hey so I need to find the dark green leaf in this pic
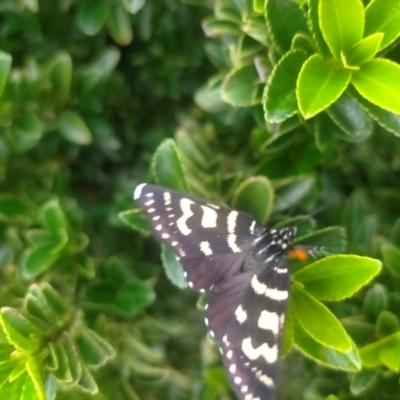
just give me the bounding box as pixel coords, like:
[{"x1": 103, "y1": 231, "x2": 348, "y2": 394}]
[
  {"x1": 232, "y1": 176, "x2": 274, "y2": 224},
  {"x1": 350, "y1": 369, "x2": 379, "y2": 397},
  {"x1": 376, "y1": 310, "x2": 399, "y2": 338},
  {"x1": 381, "y1": 243, "x2": 400, "y2": 278},
  {"x1": 58, "y1": 111, "x2": 92, "y2": 145},
  {"x1": 294, "y1": 226, "x2": 346, "y2": 254},
  {"x1": 363, "y1": 283, "x2": 388, "y2": 321},
  {"x1": 77, "y1": 0, "x2": 109, "y2": 36},
  {"x1": 264, "y1": 50, "x2": 308, "y2": 123},
  {"x1": 308, "y1": 0, "x2": 331, "y2": 57},
  {"x1": 161, "y1": 245, "x2": 188, "y2": 289},
  {"x1": 106, "y1": 4, "x2": 133, "y2": 46},
  {"x1": 0, "y1": 51, "x2": 12, "y2": 97},
  {"x1": 118, "y1": 209, "x2": 151, "y2": 236}
]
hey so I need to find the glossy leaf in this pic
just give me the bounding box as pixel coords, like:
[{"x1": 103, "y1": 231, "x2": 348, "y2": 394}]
[
  {"x1": 161, "y1": 245, "x2": 188, "y2": 289},
  {"x1": 327, "y1": 92, "x2": 373, "y2": 141},
  {"x1": 232, "y1": 176, "x2": 274, "y2": 224},
  {"x1": 122, "y1": 0, "x2": 145, "y2": 14},
  {"x1": 291, "y1": 285, "x2": 353, "y2": 351},
  {"x1": 293, "y1": 314, "x2": 361, "y2": 371},
  {"x1": 297, "y1": 54, "x2": 351, "y2": 119},
  {"x1": 365, "y1": 0, "x2": 400, "y2": 50},
  {"x1": 265, "y1": 0, "x2": 308, "y2": 53},
  {"x1": 294, "y1": 226, "x2": 346, "y2": 254},
  {"x1": 352, "y1": 59, "x2": 400, "y2": 114},
  {"x1": 42, "y1": 200, "x2": 66, "y2": 234},
  {"x1": 319, "y1": 0, "x2": 364, "y2": 59},
  {"x1": 26, "y1": 357, "x2": 46, "y2": 400},
  {"x1": 221, "y1": 64, "x2": 261, "y2": 107},
  {"x1": 264, "y1": 50, "x2": 308, "y2": 123},
  {"x1": 344, "y1": 33, "x2": 383, "y2": 67},
  {"x1": 152, "y1": 139, "x2": 188, "y2": 192},
  {"x1": 293, "y1": 255, "x2": 381, "y2": 301},
  {"x1": 349, "y1": 88, "x2": 400, "y2": 137},
  {"x1": 58, "y1": 111, "x2": 92, "y2": 145}
]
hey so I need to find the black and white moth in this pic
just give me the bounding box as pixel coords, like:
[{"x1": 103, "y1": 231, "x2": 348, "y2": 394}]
[{"x1": 134, "y1": 183, "x2": 304, "y2": 400}]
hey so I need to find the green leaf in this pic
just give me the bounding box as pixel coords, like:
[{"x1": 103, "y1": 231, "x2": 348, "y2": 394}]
[
  {"x1": 221, "y1": 64, "x2": 261, "y2": 107},
  {"x1": 195, "y1": 74, "x2": 230, "y2": 113},
  {"x1": 352, "y1": 59, "x2": 400, "y2": 114},
  {"x1": 26, "y1": 357, "x2": 45, "y2": 400},
  {"x1": 116, "y1": 282, "x2": 155, "y2": 316},
  {"x1": 344, "y1": 33, "x2": 384, "y2": 67},
  {"x1": 52, "y1": 340, "x2": 72, "y2": 383},
  {"x1": 0, "y1": 308, "x2": 40, "y2": 353},
  {"x1": 11, "y1": 111, "x2": 43, "y2": 153},
  {"x1": 253, "y1": 0, "x2": 264, "y2": 13},
  {"x1": 0, "y1": 196, "x2": 28, "y2": 220},
  {"x1": 48, "y1": 51, "x2": 72, "y2": 101},
  {"x1": 273, "y1": 176, "x2": 314, "y2": 212},
  {"x1": 122, "y1": 0, "x2": 145, "y2": 14},
  {"x1": 265, "y1": 0, "x2": 308, "y2": 53},
  {"x1": 381, "y1": 243, "x2": 400, "y2": 278},
  {"x1": 291, "y1": 285, "x2": 353, "y2": 351},
  {"x1": 293, "y1": 255, "x2": 381, "y2": 301},
  {"x1": 76, "y1": 329, "x2": 106, "y2": 368},
  {"x1": 58, "y1": 111, "x2": 92, "y2": 145},
  {"x1": 327, "y1": 92, "x2": 373, "y2": 141},
  {"x1": 118, "y1": 209, "x2": 151, "y2": 236},
  {"x1": 294, "y1": 226, "x2": 346, "y2": 254},
  {"x1": 77, "y1": 0, "x2": 109, "y2": 36},
  {"x1": 42, "y1": 200, "x2": 66, "y2": 234},
  {"x1": 341, "y1": 318, "x2": 375, "y2": 347},
  {"x1": 314, "y1": 112, "x2": 336, "y2": 151},
  {"x1": 232, "y1": 176, "x2": 274, "y2": 224},
  {"x1": 152, "y1": 139, "x2": 188, "y2": 192},
  {"x1": 350, "y1": 369, "x2": 379, "y2": 397},
  {"x1": 319, "y1": 0, "x2": 364, "y2": 59},
  {"x1": 308, "y1": 0, "x2": 331, "y2": 57},
  {"x1": 363, "y1": 283, "x2": 388, "y2": 321},
  {"x1": 106, "y1": 4, "x2": 133, "y2": 46},
  {"x1": 77, "y1": 366, "x2": 98, "y2": 394},
  {"x1": 359, "y1": 332, "x2": 400, "y2": 370},
  {"x1": 161, "y1": 245, "x2": 188, "y2": 289},
  {"x1": 0, "y1": 51, "x2": 12, "y2": 98},
  {"x1": 264, "y1": 50, "x2": 308, "y2": 123},
  {"x1": 376, "y1": 310, "x2": 399, "y2": 338},
  {"x1": 349, "y1": 87, "x2": 400, "y2": 137},
  {"x1": 282, "y1": 302, "x2": 294, "y2": 356},
  {"x1": 293, "y1": 313, "x2": 361, "y2": 371},
  {"x1": 365, "y1": 0, "x2": 400, "y2": 50},
  {"x1": 341, "y1": 190, "x2": 368, "y2": 239},
  {"x1": 297, "y1": 54, "x2": 351, "y2": 119}
]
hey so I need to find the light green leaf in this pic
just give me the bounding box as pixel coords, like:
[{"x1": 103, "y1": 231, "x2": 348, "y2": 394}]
[
  {"x1": 293, "y1": 314, "x2": 361, "y2": 371},
  {"x1": 232, "y1": 176, "x2": 274, "y2": 224},
  {"x1": 365, "y1": 0, "x2": 400, "y2": 50},
  {"x1": 77, "y1": 366, "x2": 98, "y2": 394},
  {"x1": 291, "y1": 285, "x2": 353, "y2": 351},
  {"x1": 253, "y1": 0, "x2": 264, "y2": 13},
  {"x1": 161, "y1": 245, "x2": 188, "y2": 289},
  {"x1": 344, "y1": 33, "x2": 383, "y2": 67},
  {"x1": 122, "y1": 0, "x2": 145, "y2": 14},
  {"x1": 152, "y1": 139, "x2": 188, "y2": 192},
  {"x1": 221, "y1": 64, "x2": 262, "y2": 107},
  {"x1": 352, "y1": 59, "x2": 400, "y2": 114},
  {"x1": 293, "y1": 255, "x2": 382, "y2": 301},
  {"x1": 118, "y1": 209, "x2": 151, "y2": 236},
  {"x1": 319, "y1": 0, "x2": 364, "y2": 59},
  {"x1": 58, "y1": 111, "x2": 92, "y2": 145},
  {"x1": 42, "y1": 200, "x2": 66, "y2": 234},
  {"x1": 297, "y1": 54, "x2": 351, "y2": 119},
  {"x1": 26, "y1": 357, "x2": 45, "y2": 400},
  {"x1": 265, "y1": 0, "x2": 308, "y2": 53},
  {"x1": 264, "y1": 50, "x2": 308, "y2": 123}
]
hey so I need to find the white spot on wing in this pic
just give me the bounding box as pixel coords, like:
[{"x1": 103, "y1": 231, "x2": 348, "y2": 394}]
[
  {"x1": 155, "y1": 225, "x2": 162, "y2": 231},
  {"x1": 242, "y1": 337, "x2": 278, "y2": 364},
  {"x1": 227, "y1": 211, "x2": 238, "y2": 233},
  {"x1": 200, "y1": 241, "x2": 213, "y2": 255},
  {"x1": 258, "y1": 374, "x2": 274, "y2": 387},
  {"x1": 200, "y1": 205, "x2": 217, "y2": 228},
  {"x1": 164, "y1": 192, "x2": 171, "y2": 206},
  {"x1": 161, "y1": 233, "x2": 170, "y2": 239},
  {"x1": 251, "y1": 275, "x2": 288, "y2": 300},
  {"x1": 227, "y1": 350, "x2": 233, "y2": 359},
  {"x1": 176, "y1": 198, "x2": 194, "y2": 236},
  {"x1": 234, "y1": 304, "x2": 247, "y2": 324},
  {"x1": 145, "y1": 199, "x2": 154, "y2": 206},
  {"x1": 234, "y1": 376, "x2": 242, "y2": 384},
  {"x1": 229, "y1": 364, "x2": 236, "y2": 373},
  {"x1": 228, "y1": 234, "x2": 241, "y2": 253},
  {"x1": 250, "y1": 220, "x2": 256, "y2": 234},
  {"x1": 258, "y1": 310, "x2": 280, "y2": 334},
  {"x1": 241, "y1": 385, "x2": 248, "y2": 393},
  {"x1": 133, "y1": 183, "x2": 146, "y2": 199},
  {"x1": 274, "y1": 267, "x2": 288, "y2": 274}
]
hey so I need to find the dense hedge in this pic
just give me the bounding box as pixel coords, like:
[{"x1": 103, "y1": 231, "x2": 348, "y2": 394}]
[{"x1": 0, "y1": 1, "x2": 400, "y2": 399}]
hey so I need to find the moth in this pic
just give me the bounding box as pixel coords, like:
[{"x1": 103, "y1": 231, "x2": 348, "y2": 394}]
[{"x1": 134, "y1": 183, "x2": 310, "y2": 400}]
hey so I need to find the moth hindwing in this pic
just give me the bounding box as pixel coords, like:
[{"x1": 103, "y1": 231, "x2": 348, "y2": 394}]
[{"x1": 134, "y1": 183, "x2": 297, "y2": 400}]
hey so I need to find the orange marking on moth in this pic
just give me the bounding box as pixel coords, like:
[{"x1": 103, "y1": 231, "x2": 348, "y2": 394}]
[{"x1": 288, "y1": 248, "x2": 309, "y2": 261}]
